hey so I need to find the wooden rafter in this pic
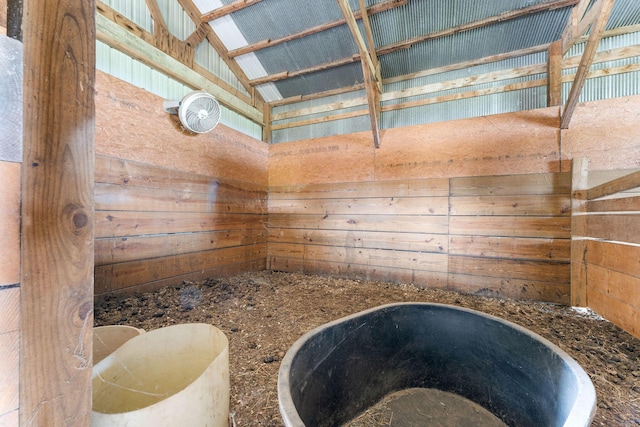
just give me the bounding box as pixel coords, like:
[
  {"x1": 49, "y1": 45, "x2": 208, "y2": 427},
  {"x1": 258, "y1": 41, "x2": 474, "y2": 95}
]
[
  {"x1": 337, "y1": 0, "x2": 382, "y2": 148},
  {"x1": 227, "y1": 0, "x2": 406, "y2": 58},
  {"x1": 249, "y1": 0, "x2": 579, "y2": 87},
  {"x1": 201, "y1": 0, "x2": 263, "y2": 23},
  {"x1": 561, "y1": 0, "x2": 615, "y2": 129}
]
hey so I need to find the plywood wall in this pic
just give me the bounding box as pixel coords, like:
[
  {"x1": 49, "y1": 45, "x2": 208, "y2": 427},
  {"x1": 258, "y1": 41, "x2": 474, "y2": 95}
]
[
  {"x1": 0, "y1": 160, "x2": 20, "y2": 426},
  {"x1": 269, "y1": 95, "x2": 640, "y2": 305},
  {"x1": 94, "y1": 71, "x2": 269, "y2": 297}
]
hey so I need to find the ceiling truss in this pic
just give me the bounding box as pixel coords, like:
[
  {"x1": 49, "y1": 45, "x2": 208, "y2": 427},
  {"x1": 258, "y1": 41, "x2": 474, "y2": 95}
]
[{"x1": 94, "y1": 0, "x2": 634, "y2": 144}]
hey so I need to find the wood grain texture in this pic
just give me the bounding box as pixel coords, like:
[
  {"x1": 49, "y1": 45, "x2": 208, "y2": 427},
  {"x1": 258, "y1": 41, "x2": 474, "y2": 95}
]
[
  {"x1": 561, "y1": 95, "x2": 640, "y2": 172},
  {"x1": 0, "y1": 161, "x2": 20, "y2": 286},
  {"x1": 21, "y1": 0, "x2": 95, "y2": 424}
]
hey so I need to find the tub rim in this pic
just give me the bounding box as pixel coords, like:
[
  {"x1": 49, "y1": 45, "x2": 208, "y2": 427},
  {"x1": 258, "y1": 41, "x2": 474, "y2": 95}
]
[{"x1": 277, "y1": 302, "x2": 596, "y2": 427}]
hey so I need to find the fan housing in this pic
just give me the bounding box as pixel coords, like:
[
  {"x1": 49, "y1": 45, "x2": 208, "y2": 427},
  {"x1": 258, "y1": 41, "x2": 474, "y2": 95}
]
[{"x1": 164, "y1": 91, "x2": 221, "y2": 134}]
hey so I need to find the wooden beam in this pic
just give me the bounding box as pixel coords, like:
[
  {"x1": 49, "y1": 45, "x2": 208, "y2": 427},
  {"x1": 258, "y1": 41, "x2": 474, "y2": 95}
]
[
  {"x1": 21, "y1": 0, "x2": 95, "y2": 424},
  {"x1": 228, "y1": 0, "x2": 407, "y2": 58},
  {"x1": 336, "y1": 0, "x2": 378, "y2": 84},
  {"x1": 145, "y1": 0, "x2": 167, "y2": 33},
  {"x1": 201, "y1": 0, "x2": 262, "y2": 23},
  {"x1": 571, "y1": 157, "x2": 588, "y2": 306},
  {"x1": 96, "y1": 10, "x2": 263, "y2": 124},
  {"x1": 561, "y1": 0, "x2": 615, "y2": 129},
  {"x1": 547, "y1": 39, "x2": 563, "y2": 106},
  {"x1": 561, "y1": 0, "x2": 595, "y2": 54},
  {"x1": 337, "y1": 0, "x2": 382, "y2": 147}
]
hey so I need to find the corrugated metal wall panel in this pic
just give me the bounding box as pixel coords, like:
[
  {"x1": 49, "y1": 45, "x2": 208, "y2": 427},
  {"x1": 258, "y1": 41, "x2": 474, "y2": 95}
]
[
  {"x1": 156, "y1": 0, "x2": 196, "y2": 40},
  {"x1": 563, "y1": 32, "x2": 640, "y2": 103},
  {"x1": 102, "y1": 0, "x2": 152, "y2": 32}
]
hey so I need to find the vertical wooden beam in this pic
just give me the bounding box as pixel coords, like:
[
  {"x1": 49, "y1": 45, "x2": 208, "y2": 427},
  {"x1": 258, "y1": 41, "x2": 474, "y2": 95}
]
[
  {"x1": 561, "y1": 0, "x2": 615, "y2": 129},
  {"x1": 571, "y1": 157, "x2": 588, "y2": 307},
  {"x1": 263, "y1": 102, "x2": 272, "y2": 144},
  {"x1": 21, "y1": 0, "x2": 95, "y2": 424},
  {"x1": 547, "y1": 40, "x2": 563, "y2": 107}
]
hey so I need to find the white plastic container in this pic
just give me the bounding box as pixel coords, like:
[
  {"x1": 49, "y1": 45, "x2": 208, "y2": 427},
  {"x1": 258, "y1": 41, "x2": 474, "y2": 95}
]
[
  {"x1": 92, "y1": 323, "x2": 229, "y2": 427},
  {"x1": 93, "y1": 325, "x2": 145, "y2": 365}
]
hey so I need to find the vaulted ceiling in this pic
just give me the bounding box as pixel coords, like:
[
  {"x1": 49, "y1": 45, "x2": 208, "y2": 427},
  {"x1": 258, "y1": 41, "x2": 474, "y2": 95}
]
[{"x1": 96, "y1": 0, "x2": 640, "y2": 143}]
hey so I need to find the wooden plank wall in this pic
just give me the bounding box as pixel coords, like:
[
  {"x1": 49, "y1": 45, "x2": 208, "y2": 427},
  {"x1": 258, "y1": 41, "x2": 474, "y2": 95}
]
[
  {"x1": 269, "y1": 173, "x2": 571, "y2": 303},
  {"x1": 575, "y1": 164, "x2": 640, "y2": 339},
  {"x1": 269, "y1": 179, "x2": 450, "y2": 285},
  {"x1": 94, "y1": 71, "x2": 270, "y2": 298},
  {"x1": 95, "y1": 155, "x2": 268, "y2": 296},
  {"x1": 448, "y1": 173, "x2": 571, "y2": 303}
]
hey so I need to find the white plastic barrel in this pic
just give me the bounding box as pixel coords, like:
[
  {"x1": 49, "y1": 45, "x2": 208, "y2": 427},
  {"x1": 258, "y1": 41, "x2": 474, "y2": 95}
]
[
  {"x1": 92, "y1": 323, "x2": 229, "y2": 427},
  {"x1": 93, "y1": 325, "x2": 145, "y2": 365}
]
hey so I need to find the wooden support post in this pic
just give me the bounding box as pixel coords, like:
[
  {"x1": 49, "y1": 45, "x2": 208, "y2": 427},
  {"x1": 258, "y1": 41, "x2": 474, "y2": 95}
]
[
  {"x1": 571, "y1": 157, "x2": 588, "y2": 307},
  {"x1": 547, "y1": 40, "x2": 563, "y2": 107},
  {"x1": 21, "y1": 0, "x2": 95, "y2": 424}
]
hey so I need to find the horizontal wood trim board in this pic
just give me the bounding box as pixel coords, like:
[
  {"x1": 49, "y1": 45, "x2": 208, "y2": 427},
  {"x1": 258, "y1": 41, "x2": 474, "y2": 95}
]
[
  {"x1": 95, "y1": 211, "x2": 266, "y2": 238},
  {"x1": 269, "y1": 178, "x2": 449, "y2": 199},
  {"x1": 586, "y1": 214, "x2": 640, "y2": 244},
  {"x1": 268, "y1": 214, "x2": 449, "y2": 234},
  {"x1": 268, "y1": 257, "x2": 449, "y2": 287},
  {"x1": 449, "y1": 195, "x2": 571, "y2": 216},
  {"x1": 587, "y1": 263, "x2": 640, "y2": 309},
  {"x1": 95, "y1": 229, "x2": 268, "y2": 266},
  {"x1": 586, "y1": 239, "x2": 640, "y2": 278},
  {"x1": 447, "y1": 273, "x2": 570, "y2": 303},
  {"x1": 96, "y1": 155, "x2": 267, "y2": 194},
  {"x1": 448, "y1": 255, "x2": 570, "y2": 283},
  {"x1": 95, "y1": 244, "x2": 267, "y2": 294},
  {"x1": 449, "y1": 173, "x2": 571, "y2": 196},
  {"x1": 268, "y1": 196, "x2": 448, "y2": 215},
  {"x1": 587, "y1": 195, "x2": 640, "y2": 212},
  {"x1": 587, "y1": 169, "x2": 640, "y2": 200},
  {"x1": 449, "y1": 216, "x2": 571, "y2": 238},
  {"x1": 96, "y1": 183, "x2": 267, "y2": 214},
  {"x1": 449, "y1": 236, "x2": 570, "y2": 261},
  {"x1": 269, "y1": 243, "x2": 449, "y2": 272},
  {"x1": 269, "y1": 228, "x2": 447, "y2": 253}
]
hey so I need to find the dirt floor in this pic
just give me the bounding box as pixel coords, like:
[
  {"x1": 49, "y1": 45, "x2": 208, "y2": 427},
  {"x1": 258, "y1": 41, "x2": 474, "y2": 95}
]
[{"x1": 94, "y1": 271, "x2": 640, "y2": 426}]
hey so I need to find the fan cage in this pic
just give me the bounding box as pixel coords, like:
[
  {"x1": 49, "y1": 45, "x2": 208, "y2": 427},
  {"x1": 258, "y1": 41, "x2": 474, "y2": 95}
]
[{"x1": 178, "y1": 91, "x2": 221, "y2": 133}]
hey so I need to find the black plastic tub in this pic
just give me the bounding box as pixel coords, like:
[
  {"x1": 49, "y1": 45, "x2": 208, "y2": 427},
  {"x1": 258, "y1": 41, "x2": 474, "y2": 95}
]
[{"x1": 278, "y1": 303, "x2": 596, "y2": 427}]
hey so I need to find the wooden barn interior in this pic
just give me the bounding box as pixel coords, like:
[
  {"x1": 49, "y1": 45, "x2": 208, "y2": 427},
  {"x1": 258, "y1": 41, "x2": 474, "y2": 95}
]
[{"x1": 1, "y1": 0, "x2": 639, "y2": 425}]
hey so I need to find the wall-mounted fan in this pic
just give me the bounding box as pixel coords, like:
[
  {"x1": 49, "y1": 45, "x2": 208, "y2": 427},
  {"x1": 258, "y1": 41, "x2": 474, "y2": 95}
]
[{"x1": 163, "y1": 90, "x2": 221, "y2": 133}]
